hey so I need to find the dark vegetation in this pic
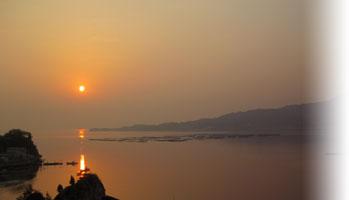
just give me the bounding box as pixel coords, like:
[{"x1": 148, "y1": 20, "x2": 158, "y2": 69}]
[
  {"x1": 0, "y1": 129, "x2": 42, "y2": 184},
  {"x1": 17, "y1": 174, "x2": 119, "y2": 200},
  {"x1": 16, "y1": 185, "x2": 52, "y2": 200},
  {"x1": 0, "y1": 129, "x2": 41, "y2": 157}
]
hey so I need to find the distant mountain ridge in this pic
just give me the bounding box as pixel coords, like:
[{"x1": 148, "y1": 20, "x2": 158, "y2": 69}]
[{"x1": 90, "y1": 102, "x2": 326, "y2": 133}]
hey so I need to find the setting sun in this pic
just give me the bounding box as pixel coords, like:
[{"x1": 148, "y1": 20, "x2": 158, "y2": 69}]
[{"x1": 79, "y1": 85, "x2": 86, "y2": 93}]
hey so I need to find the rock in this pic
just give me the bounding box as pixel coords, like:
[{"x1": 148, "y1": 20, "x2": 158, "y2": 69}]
[
  {"x1": 16, "y1": 186, "x2": 47, "y2": 200},
  {"x1": 26, "y1": 192, "x2": 45, "y2": 200},
  {"x1": 54, "y1": 174, "x2": 118, "y2": 200},
  {"x1": 102, "y1": 196, "x2": 119, "y2": 200}
]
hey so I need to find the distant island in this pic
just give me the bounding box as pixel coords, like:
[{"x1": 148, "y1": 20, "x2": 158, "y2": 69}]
[{"x1": 90, "y1": 102, "x2": 326, "y2": 133}]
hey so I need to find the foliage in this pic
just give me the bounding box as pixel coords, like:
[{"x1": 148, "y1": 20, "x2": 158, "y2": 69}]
[
  {"x1": 57, "y1": 184, "x2": 63, "y2": 193},
  {"x1": 0, "y1": 129, "x2": 41, "y2": 157},
  {"x1": 70, "y1": 176, "x2": 75, "y2": 185}
]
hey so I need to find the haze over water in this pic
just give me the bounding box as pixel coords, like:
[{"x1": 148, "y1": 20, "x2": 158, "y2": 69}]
[{"x1": 0, "y1": 0, "x2": 321, "y2": 131}]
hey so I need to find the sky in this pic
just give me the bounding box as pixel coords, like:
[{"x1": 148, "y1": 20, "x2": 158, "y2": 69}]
[{"x1": 0, "y1": 0, "x2": 321, "y2": 130}]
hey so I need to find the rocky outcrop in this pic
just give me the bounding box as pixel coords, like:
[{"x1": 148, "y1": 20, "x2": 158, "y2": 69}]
[
  {"x1": 54, "y1": 174, "x2": 118, "y2": 200},
  {"x1": 16, "y1": 174, "x2": 119, "y2": 200},
  {"x1": 0, "y1": 129, "x2": 41, "y2": 183},
  {"x1": 0, "y1": 129, "x2": 41, "y2": 158},
  {"x1": 15, "y1": 185, "x2": 50, "y2": 200}
]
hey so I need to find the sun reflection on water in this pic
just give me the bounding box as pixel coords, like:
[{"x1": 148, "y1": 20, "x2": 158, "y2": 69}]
[
  {"x1": 78, "y1": 154, "x2": 90, "y2": 177},
  {"x1": 80, "y1": 154, "x2": 85, "y2": 171},
  {"x1": 78, "y1": 129, "x2": 85, "y2": 139},
  {"x1": 77, "y1": 129, "x2": 90, "y2": 177}
]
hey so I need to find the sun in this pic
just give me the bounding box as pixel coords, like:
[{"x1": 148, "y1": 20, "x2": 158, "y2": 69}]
[{"x1": 79, "y1": 85, "x2": 86, "y2": 93}]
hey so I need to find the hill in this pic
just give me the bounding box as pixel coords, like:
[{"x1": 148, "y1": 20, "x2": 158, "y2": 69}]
[{"x1": 90, "y1": 102, "x2": 326, "y2": 133}]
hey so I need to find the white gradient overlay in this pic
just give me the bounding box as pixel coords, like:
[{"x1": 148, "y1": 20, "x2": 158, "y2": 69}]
[{"x1": 318, "y1": 0, "x2": 349, "y2": 200}]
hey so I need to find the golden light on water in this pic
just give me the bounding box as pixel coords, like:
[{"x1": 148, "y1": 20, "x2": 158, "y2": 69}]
[
  {"x1": 80, "y1": 154, "x2": 86, "y2": 171},
  {"x1": 79, "y1": 129, "x2": 85, "y2": 139}
]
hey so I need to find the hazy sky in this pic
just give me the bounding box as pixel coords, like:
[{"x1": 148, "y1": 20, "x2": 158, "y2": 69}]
[{"x1": 0, "y1": 0, "x2": 315, "y2": 130}]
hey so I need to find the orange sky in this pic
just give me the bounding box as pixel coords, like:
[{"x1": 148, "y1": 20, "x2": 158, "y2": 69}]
[{"x1": 0, "y1": 0, "x2": 324, "y2": 130}]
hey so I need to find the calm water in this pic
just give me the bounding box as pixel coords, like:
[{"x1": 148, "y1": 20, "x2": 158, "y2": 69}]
[{"x1": 0, "y1": 130, "x2": 312, "y2": 200}]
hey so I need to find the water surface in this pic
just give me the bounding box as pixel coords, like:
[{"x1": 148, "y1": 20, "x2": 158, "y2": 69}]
[{"x1": 0, "y1": 130, "x2": 311, "y2": 200}]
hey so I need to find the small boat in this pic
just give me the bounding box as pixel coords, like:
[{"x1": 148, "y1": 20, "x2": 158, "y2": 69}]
[
  {"x1": 66, "y1": 161, "x2": 78, "y2": 166},
  {"x1": 43, "y1": 162, "x2": 63, "y2": 166}
]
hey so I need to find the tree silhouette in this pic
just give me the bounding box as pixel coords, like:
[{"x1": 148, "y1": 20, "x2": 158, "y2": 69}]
[
  {"x1": 69, "y1": 176, "x2": 75, "y2": 185},
  {"x1": 57, "y1": 184, "x2": 63, "y2": 194}
]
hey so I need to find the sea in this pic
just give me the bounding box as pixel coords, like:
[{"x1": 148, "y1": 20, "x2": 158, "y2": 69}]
[{"x1": 0, "y1": 129, "x2": 322, "y2": 200}]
